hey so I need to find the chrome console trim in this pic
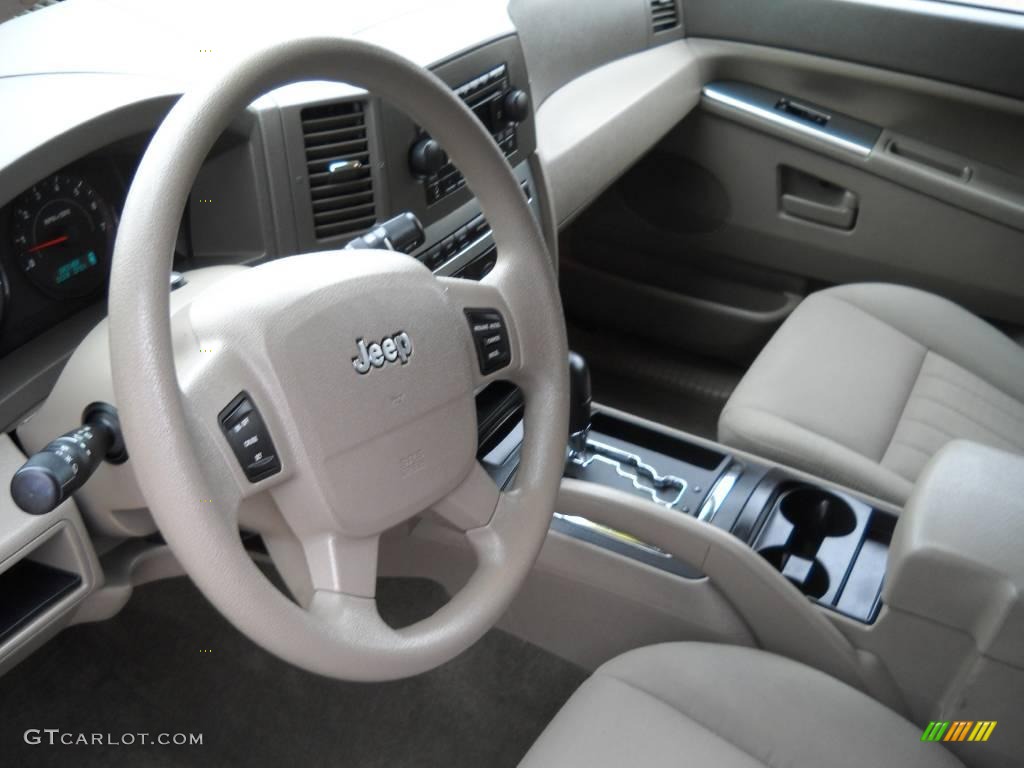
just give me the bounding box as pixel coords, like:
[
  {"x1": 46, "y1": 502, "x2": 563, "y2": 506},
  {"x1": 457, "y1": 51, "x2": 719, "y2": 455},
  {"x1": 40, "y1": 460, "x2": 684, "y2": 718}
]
[
  {"x1": 569, "y1": 438, "x2": 688, "y2": 510},
  {"x1": 697, "y1": 464, "x2": 742, "y2": 523},
  {"x1": 552, "y1": 513, "x2": 671, "y2": 559}
]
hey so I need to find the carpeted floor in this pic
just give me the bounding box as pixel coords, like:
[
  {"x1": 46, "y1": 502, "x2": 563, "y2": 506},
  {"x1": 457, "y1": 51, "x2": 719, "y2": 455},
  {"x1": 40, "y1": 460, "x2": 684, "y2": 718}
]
[
  {"x1": 0, "y1": 574, "x2": 586, "y2": 767},
  {"x1": 568, "y1": 325, "x2": 742, "y2": 440}
]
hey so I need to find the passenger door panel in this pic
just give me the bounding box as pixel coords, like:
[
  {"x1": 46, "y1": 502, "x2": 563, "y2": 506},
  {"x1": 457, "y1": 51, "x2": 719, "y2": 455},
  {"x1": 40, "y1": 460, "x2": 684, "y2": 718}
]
[{"x1": 564, "y1": 22, "x2": 1024, "y2": 368}]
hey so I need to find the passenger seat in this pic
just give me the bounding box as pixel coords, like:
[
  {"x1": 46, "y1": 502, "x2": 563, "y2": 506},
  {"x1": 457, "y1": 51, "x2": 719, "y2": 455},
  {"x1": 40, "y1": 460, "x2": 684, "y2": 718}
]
[{"x1": 718, "y1": 283, "x2": 1024, "y2": 504}]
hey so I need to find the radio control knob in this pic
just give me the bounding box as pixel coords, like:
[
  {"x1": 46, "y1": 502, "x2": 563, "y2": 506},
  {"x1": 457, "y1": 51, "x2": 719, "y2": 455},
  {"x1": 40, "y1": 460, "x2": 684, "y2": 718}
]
[
  {"x1": 408, "y1": 138, "x2": 448, "y2": 178},
  {"x1": 503, "y1": 89, "x2": 530, "y2": 123}
]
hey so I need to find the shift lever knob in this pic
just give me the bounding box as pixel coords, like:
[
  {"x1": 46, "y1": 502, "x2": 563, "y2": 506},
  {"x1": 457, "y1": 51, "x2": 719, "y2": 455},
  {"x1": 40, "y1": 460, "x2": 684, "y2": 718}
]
[{"x1": 568, "y1": 351, "x2": 592, "y2": 453}]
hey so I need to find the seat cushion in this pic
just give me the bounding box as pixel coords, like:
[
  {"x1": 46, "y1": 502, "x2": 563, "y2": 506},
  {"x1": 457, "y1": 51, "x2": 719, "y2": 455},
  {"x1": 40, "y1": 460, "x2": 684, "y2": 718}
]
[
  {"x1": 718, "y1": 283, "x2": 1024, "y2": 504},
  {"x1": 519, "y1": 642, "x2": 964, "y2": 768}
]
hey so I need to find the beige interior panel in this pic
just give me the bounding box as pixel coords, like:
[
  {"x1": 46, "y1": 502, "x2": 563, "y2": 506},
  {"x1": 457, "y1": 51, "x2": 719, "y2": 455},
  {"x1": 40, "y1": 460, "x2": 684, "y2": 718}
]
[
  {"x1": 832, "y1": 440, "x2": 1024, "y2": 768},
  {"x1": 381, "y1": 517, "x2": 755, "y2": 672},
  {"x1": 577, "y1": 110, "x2": 1024, "y2": 324},
  {"x1": 536, "y1": 40, "x2": 701, "y2": 226},
  {"x1": 563, "y1": 38, "x2": 1024, "y2": 377}
]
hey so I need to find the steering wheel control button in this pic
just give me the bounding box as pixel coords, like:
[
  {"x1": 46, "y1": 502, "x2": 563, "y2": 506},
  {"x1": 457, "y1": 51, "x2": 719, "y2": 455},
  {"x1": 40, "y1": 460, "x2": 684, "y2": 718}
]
[
  {"x1": 465, "y1": 309, "x2": 511, "y2": 374},
  {"x1": 218, "y1": 392, "x2": 281, "y2": 482}
]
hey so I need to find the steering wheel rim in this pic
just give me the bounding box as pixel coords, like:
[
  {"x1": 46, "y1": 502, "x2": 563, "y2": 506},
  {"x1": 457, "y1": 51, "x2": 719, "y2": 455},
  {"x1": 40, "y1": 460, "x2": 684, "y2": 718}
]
[{"x1": 108, "y1": 37, "x2": 568, "y2": 681}]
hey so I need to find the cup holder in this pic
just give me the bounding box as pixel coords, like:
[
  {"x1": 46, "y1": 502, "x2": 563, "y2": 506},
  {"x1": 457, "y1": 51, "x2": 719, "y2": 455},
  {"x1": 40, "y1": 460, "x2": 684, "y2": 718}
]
[
  {"x1": 777, "y1": 487, "x2": 856, "y2": 558},
  {"x1": 759, "y1": 546, "x2": 830, "y2": 599},
  {"x1": 754, "y1": 485, "x2": 864, "y2": 601},
  {"x1": 753, "y1": 481, "x2": 885, "y2": 617}
]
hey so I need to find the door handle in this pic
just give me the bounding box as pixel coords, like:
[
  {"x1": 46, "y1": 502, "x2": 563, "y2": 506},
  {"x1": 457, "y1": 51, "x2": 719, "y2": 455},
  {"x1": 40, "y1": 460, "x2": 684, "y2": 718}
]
[
  {"x1": 779, "y1": 166, "x2": 858, "y2": 230},
  {"x1": 780, "y1": 192, "x2": 857, "y2": 229}
]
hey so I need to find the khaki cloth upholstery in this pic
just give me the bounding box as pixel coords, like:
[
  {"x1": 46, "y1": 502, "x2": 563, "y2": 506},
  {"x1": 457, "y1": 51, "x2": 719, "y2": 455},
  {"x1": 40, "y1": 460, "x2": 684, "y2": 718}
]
[
  {"x1": 718, "y1": 284, "x2": 1024, "y2": 504},
  {"x1": 520, "y1": 642, "x2": 964, "y2": 768}
]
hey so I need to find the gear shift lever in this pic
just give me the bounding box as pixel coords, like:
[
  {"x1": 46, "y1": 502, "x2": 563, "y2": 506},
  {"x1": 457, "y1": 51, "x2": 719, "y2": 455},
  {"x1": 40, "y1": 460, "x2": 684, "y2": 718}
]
[{"x1": 568, "y1": 351, "x2": 592, "y2": 456}]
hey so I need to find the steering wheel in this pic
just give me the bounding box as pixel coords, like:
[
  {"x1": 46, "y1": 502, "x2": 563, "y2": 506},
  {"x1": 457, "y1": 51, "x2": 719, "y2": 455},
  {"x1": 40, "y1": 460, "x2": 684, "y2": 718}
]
[{"x1": 107, "y1": 38, "x2": 568, "y2": 681}]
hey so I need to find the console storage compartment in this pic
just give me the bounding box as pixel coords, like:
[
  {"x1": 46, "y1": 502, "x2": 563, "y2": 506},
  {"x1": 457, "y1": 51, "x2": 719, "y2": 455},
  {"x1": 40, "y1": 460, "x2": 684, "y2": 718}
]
[
  {"x1": 887, "y1": 441, "x2": 1024, "y2": 669},
  {"x1": 0, "y1": 528, "x2": 83, "y2": 644},
  {"x1": 0, "y1": 435, "x2": 100, "y2": 674},
  {"x1": 0, "y1": 522, "x2": 93, "y2": 651},
  {"x1": 879, "y1": 441, "x2": 1024, "y2": 768}
]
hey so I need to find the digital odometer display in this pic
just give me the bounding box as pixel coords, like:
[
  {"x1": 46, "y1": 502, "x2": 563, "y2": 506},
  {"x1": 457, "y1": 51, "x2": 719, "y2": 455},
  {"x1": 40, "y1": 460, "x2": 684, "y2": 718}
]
[{"x1": 11, "y1": 173, "x2": 113, "y2": 300}]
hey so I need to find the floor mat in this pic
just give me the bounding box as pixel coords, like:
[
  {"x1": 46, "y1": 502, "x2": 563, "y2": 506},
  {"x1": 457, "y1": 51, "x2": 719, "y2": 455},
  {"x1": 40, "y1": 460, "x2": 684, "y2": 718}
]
[
  {"x1": 0, "y1": 575, "x2": 586, "y2": 767},
  {"x1": 568, "y1": 325, "x2": 742, "y2": 440}
]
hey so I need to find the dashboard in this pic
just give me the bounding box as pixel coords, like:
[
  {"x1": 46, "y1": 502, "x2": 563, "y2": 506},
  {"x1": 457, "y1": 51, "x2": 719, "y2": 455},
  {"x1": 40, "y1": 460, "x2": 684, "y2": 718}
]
[
  {"x1": 0, "y1": 0, "x2": 700, "y2": 674},
  {"x1": 0, "y1": 0, "x2": 693, "y2": 436},
  {"x1": 0, "y1": 6, "x2": 555, "y2": 434},
  {"x1": 0, "y1": 34, "x2": 535, "y2": 354},
  {"x1": 0, "y1": 0, "x2": 692, "y2": 448}
]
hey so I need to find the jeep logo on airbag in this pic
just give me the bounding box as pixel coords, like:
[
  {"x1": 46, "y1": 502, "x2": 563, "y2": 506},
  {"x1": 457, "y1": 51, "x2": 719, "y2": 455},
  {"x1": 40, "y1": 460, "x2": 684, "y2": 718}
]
[{"x1": 352, "y1": 332, "x2": 413, "y2": 374}]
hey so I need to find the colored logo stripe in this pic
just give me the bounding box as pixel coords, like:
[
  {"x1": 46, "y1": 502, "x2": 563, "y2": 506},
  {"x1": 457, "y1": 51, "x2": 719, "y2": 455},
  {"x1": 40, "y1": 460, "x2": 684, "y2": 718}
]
[
  {"x1": 945, "y1": 721, "x2": 973, "y2": 742},
  {"x1": 968, "y1": 722, "x2": 997, "y2": 742},
  {"x1": 921, "y1": 721, "x2": 997, "y2": 742}
]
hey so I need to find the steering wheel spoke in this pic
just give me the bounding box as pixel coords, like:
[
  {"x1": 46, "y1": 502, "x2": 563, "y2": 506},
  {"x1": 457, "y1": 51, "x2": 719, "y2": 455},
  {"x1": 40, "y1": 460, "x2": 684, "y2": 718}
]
[
  {"x1": 301, "y1": 530, "x2": 380, "y2": 598},
  {"x1": 431, "y1": 461, "x2": 502, "y2": 531}
]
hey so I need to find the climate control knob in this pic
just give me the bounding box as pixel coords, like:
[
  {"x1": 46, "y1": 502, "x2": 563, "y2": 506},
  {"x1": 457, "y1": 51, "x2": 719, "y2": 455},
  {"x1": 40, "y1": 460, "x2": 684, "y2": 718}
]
[
  {"x1": 408, "y1": 138, "x2": 448, "y2": 178},
  {"x1": 503, "y1": 89, "x2": 530, "y2": 123}
]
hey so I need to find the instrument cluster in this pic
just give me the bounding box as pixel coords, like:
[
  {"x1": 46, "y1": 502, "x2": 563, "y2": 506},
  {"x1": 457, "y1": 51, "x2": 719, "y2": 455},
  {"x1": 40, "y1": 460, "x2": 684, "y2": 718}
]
[
  {"x1": 10, "y1": 172, "x2": 115, "y2": 303},
  {"x1": 0, "y1": 147, "x2": 200, "y2": 361},
  {"x1": 0, "y1": 155, "x2": 127, "y2": 358}
]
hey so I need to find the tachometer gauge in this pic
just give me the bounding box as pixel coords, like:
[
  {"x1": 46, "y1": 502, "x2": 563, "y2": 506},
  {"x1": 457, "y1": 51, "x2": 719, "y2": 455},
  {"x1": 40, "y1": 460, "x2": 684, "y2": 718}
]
[{"x1": 10, "y1": 173, "x2": 114, "y2": 300}]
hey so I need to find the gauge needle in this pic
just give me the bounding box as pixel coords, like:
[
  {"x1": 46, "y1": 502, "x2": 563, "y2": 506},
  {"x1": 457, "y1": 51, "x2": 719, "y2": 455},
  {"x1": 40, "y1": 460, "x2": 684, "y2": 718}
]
[{"x1": 27, "y1": 234, "x2": 69, "y2": 253}]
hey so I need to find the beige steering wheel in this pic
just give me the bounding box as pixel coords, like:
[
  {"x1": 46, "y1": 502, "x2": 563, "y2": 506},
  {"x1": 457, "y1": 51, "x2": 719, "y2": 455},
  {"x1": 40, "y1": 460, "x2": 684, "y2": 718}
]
[{"x1": 107, "y1": 38, "x2": 568, "y2": 681}]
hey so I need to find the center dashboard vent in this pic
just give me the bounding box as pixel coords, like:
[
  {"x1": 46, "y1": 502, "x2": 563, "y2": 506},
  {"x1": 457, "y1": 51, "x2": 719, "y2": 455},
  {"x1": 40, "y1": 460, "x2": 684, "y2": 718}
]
[
  {"x1": 650, "y1": 0, "x2": 680, "y2": 33},
  {"x1": 300, "y1": 101, "x2": 376, "y2": 241}
]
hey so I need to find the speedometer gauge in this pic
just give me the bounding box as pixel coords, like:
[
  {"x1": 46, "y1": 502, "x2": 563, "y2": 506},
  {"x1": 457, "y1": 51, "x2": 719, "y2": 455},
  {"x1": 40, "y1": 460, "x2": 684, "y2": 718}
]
[{"x1": 10, "y1": 173, "x2": 114, "y2": 300}]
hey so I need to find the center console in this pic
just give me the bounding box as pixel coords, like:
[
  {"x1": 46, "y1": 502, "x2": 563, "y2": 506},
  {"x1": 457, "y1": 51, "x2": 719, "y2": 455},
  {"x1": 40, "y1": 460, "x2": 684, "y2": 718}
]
[
  {"x1": 479, "y1": 353, "x2": 896, "y2": 625},
  {"x1": 277, "y1": 34, "x2": 544, "y2": 283},
  {"x1": 563, "y1": 414, "x2": 895, "y2": 625},
  {"x1": 379, "y1": 34, "x2": 540, "y2": 281},
  {"x1": 471, "y1": 353, "x2": 1024, "y2": 767}
]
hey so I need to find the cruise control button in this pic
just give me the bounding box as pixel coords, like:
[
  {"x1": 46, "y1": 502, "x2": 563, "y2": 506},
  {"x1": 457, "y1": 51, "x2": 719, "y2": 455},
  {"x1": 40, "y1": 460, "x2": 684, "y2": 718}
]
[
  {"x1": 245, "y1": 454, "x2": 281, "y2": 480},
  {"x1": 481, "y1": 332, "x2": 503, "y2": 348}
]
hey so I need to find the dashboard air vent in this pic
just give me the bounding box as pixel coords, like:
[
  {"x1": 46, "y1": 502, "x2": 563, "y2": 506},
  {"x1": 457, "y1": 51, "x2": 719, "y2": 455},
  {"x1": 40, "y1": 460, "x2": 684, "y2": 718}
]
[
  {"x1": 300, "y1": 101, "x2": 376, "y2": 240},
  {"x1": 650, "y1": 0, "x2": 680, "y2": 33}
]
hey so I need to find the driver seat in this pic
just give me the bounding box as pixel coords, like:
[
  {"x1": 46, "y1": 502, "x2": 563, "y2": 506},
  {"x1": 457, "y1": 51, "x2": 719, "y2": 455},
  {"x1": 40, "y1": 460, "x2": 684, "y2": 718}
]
[{"x1": 520, "y1": 643, "x2": 963, "y2": 768}]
